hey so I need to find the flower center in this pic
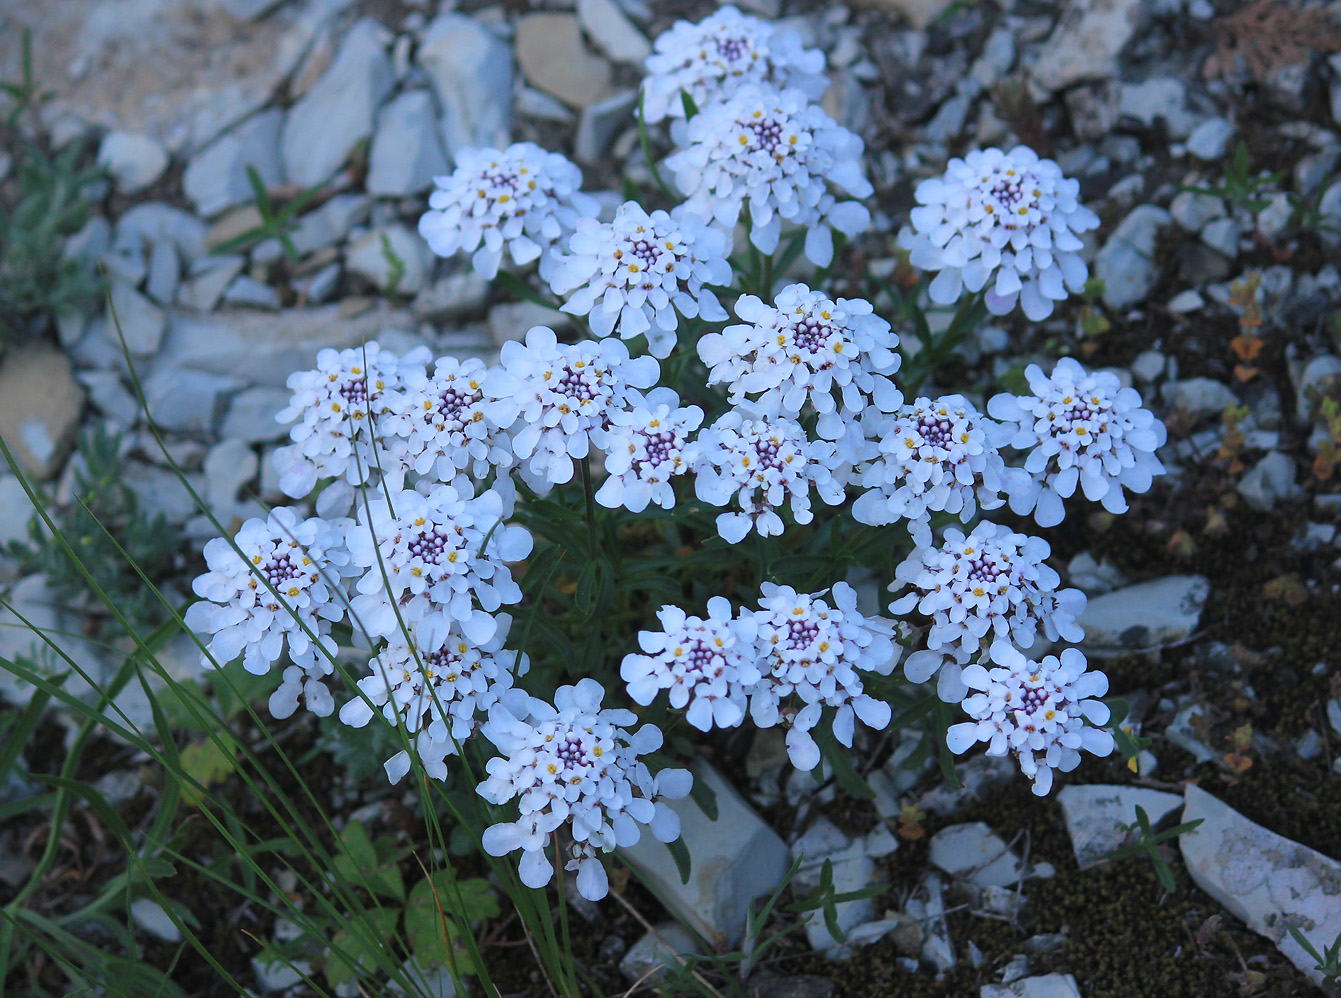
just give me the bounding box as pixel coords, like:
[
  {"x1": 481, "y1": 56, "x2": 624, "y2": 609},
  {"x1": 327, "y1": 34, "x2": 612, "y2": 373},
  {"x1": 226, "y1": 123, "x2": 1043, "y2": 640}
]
[
  {"x1": 752, "y1": 435, "x2": 787, "y2": 471},
  {"x1": 915, "y1": 413, "x2": 956, "y2": 449},
  {"x1": 788, "y1": 317, "x2": 833, "y2": 357},
  {"x1": 261, "y1": 553, "x2": 304, "y2": 587},
  {"x1": 784, "y1": 617, "x2": 820, "y2": 651},
  {"x1": 1016, "y1": 684, "x2": 1051, "y2": 715},
  {"x1": 629, "y1": 237, "x2": 663, "y2": 270},
  {"x1": 431, "y1": 385, "x2": 473, "y2": 429},
  {"x1": 714, "y1": 35, "x2": 751, "y2": 61},
  {"x1": 965, "y1": 554, "x2": 1006, "y2": 585},
  {"x1": 745, "y1": 117, "x2": 785, "y2": 154},
  {"x1": 555, "y1": 365, "x2": 599, "y2": 404},
  {"x1": 407, "y1": 527, "x2": 457, "y2": 566},
  {"x1": 639, "y1": 428, "x2": 676, "y2": 469},
  {"x1": 339, "y1": 376, "x2": 370, "y2": 408}
]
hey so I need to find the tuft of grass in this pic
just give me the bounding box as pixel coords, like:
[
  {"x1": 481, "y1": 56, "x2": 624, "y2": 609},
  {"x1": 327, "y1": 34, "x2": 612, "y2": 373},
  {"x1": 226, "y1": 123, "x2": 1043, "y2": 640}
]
[
  {"x1": 0, "y1": 141, "x2": 104, "y2": 344},
  {"x1": 6, "y1": 425, "x2": 177, "y2": 638}
]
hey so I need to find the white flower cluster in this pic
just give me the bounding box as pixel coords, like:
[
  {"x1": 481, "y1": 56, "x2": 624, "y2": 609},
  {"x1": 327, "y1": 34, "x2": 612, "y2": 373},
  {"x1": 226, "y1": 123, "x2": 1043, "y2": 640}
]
[
  {"x1": 499, "y1": 325, "x2": 660, "y2": 491},
  {"x1": 379, "y1": 356, "x2": 520, "y2": 487},
  {"x1": 622, "y1": 583, "x2": 894, "y2": 771},
  {"x1": 622, "y1": 596, "x2": 760, "y2": 731},
  {"x1": 946, "y1": 646, "x2": 1114, "y2": 795},
  {"x1": 748, "y1": 582, "x2": 895, "y2": 771},
  {"x1": 693, "y1": 407, "x2": 843, "y2": 543},
  {"x1": 273, "y1": 342, "x2": 430, "y2": 499},
  {"x1": 899, "y1": 146, "x2": 1099, "y2": 320},
  {"x1": 988, "y1": 358, "x2": 1167, "y2": 527},
  {"x1": 478, "y1": 680, "x2": 692, "y2": 901},
  {"x1": 698, "y1": 284, "x2": 902, "y2": 430},
  {"x1": 346, "y1": 484, "x2": 531, "y2": 649},
  {"x1": 419, "y1": 143, "x2": 598, "y2": 280},
  {"x1": 641, "y1": 5, "x2": 827, "y2": 123},
  {"x1": 889, "y1": 522, "x2": 1085, "y2": 703},
  {"x1": 590, "y1": 389, "x2": 703, "y2": 513},
  {"x1": 853, "y1": 395, "x2": 1009, "y2": 546},
  {"x1": 184, "y1": 507, "x2": 356, "y2": 719},
  {"x1": 547, "y1": 202, "x2": 731, "y2": 358},
  {"x1": 665, "y1": 85, "x2": 872, "y2": 267},
  {"x1": 339, "y1": 617, "x2": 528, "y2": 783}
]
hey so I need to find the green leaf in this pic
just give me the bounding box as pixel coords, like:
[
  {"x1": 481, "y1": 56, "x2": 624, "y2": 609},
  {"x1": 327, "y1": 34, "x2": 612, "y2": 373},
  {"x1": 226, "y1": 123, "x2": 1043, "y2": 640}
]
[
  {"x1": 326, "y1": 906, "x2": 399, "y2": 986},
  {"x1": 496, "y1": 269, "x2": 561, "y2": 310},
  {"x1": 679, "y1": 88, "x2": 700, "y2": 120},
  {"x1": 666, "y1": 836, "x2": 692, "y2": 886},
  {"x1": 178, "y1": 732, "x2": 238, "y2": 806},
  {"x1": 688, "y1": 775, "x2": 718, "y2": 822},
  {"x1": 405, "y1": 874, "x2": 496, "y2": 972},
  {"x1": 0, "y1": 669, "x2": 62, "y2": 781}
]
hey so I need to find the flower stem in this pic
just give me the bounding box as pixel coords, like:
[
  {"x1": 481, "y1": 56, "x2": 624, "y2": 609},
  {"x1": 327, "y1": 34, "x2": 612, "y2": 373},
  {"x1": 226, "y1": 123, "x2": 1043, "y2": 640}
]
[{"x1": 580, "y1": 457, "x2": 598, "y2": 554}]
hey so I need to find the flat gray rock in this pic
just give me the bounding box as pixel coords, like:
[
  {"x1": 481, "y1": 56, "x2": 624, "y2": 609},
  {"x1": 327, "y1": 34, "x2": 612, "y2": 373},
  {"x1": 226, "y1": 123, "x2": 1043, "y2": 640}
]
[
  {"x1": 792, "y1": 818, "x2": 877, "y2": 953},
  {"x1": 1180, "y1": 784, "x2": 1341, "y2": 987},
  {"x1": 417, "y1": 13, "x2": 513, "y2": 160},
  {"x1": 1057, "y1": 784, "x2": 1184, "y2": 867},
  {"x1": 184, "y1": 108, "x2": 286, "y2": 217},
  {"x1": 929, "y1": 822, "x2": 1030, "y2": 887},
  {"x1": 1079, "y1": 575, "x2": 1210, "y2": 654},
  {"x1": 1031, "y1": 0, "x2": 1146, "y2": 93},
  {"x1": 1237, "y1": 452, "x2": 1302, "y2": 512},
  {"x1": 367, "y1": 90, "x2": 449, "y2": 197},
  {"x1": 346, "y1": 225, "x2": 430, "y2": 295},
  {"x1": 281, "y1": 18, "x2": 393, "y2": 186},
  {"x1": 576, "y1": 0, "x2": 651, "y2": 63},
  {"x1": 107, "y1": 281, "x2": 166, "y2": 356},
  {"x1": 1095, "y1": 205, "x2": 1171, "y2": 311},
  {"x1": 619, "y1": 922, "x2": 699, "y2": 984},
  {"x1": 97, "y1": 131, "x2": 170, "y2": 193},
  {"x1": 618, "y1": 760, "x2": 790, "y2": 948},
  {"x1": 981, "y1": 974, "x2": 1082, "y2": 998},
  {"x1": 153, "y1": 304, "x2": 414, "y2": 386}
]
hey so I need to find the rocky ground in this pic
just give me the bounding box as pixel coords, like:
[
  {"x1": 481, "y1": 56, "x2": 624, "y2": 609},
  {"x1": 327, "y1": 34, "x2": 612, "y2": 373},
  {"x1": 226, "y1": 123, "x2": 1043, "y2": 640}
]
[{"x1": 2, "y1": 0, "x2": 1341, "y2": 996}]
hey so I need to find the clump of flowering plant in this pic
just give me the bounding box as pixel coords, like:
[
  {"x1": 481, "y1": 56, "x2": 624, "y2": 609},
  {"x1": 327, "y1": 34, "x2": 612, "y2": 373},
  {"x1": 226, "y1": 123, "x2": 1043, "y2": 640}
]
[
  {"x1": 419, "y1": 143, "x2": 598, "y2": 280},
  {"x1": 988, "y1": 357, "x2": 1168, "y2": 526},
  {"x1": 640, "y1": 5, "x2": 827, "y2": 124},
  {"x1": 665, "y1": 84, "x2": 872, "y2": 267},
  {"x1": 477, "y1": 680, "x2": 692, "y2": 901},
  {"x1": 889, "y1": 521, "x2": 1085, "y2": 703},
  {"x1": 546, "y1": 201, "x2": 731, "y2": 358},
  {"x1": 946, "y1": 646, "x2": 1114, "y2": 795},
  {"x1": 898, "y1": 146, "x2": 1099, "y2": 320}
]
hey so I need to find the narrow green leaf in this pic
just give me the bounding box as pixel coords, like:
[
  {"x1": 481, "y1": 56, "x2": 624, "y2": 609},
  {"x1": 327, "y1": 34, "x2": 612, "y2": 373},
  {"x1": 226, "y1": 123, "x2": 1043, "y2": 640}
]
[{"x1": 665, "y1": 836, "x2": 692, "y2": 886}]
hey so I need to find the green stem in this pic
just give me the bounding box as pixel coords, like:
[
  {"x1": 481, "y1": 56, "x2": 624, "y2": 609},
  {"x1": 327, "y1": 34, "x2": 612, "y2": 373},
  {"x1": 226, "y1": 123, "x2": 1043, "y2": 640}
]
[{"x1": 579, "y1": 458, "x2": 598, "y2": 555}]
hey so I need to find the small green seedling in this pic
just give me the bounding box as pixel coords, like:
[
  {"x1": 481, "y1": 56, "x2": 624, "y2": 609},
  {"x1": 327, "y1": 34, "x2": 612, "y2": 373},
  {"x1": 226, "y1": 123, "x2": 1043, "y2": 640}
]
[
  {"x1": 1103, "y1": 804, "x2": 1204, "y2": 893},
  {"x1": 786, "y1": 858, "x2": 888, "y2": 944},
  {"x1": 211, "y1": 165, "x2": 327, "y2": 264},
  {"x1": 1286, "y1": 924, "x2": 1341, "y2": 990},
  {"x1": 1179, "y1": 141, "x2": 1284, "y2": 215}
]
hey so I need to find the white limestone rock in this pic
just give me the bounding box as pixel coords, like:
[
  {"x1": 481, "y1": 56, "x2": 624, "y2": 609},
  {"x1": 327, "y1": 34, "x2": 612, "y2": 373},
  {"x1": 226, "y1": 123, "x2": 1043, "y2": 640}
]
[
  {"x1": 367, "y1": 90, "x2": 449, "y2": 197},
  {"x1": 1057, "y1": 784, "x2": 1185, "y2": 867},
  {"x1": 1031, "y1": 0, "x2": 1146, "y2": 94},
  {"x1": 281, "y1": 18, "x2": 394, "y2": 186},
  {"x1": 1180, "y1": 784, "x2": 1341, "y2": 987},
  {"x1": 1079, "y1": 575, "x2": 1210, "y2": 655},
  {"x1": 417, "y1": 13, "x2": 514, "y2": 160},
  {"x1": 183, "y1": 108, "x2": 286, "y2": 217},
  {"x1": 618, "y1": 760, "x2": 790, "y2": 948},
  {"x1": 97, "y1": 131, "x2": 169, "y2": 193}
]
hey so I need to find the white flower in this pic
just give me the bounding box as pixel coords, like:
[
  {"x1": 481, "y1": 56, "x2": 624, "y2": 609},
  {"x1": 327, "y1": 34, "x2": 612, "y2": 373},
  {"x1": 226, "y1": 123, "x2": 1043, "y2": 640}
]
[
  {"x1": 548, "y1": 202, "x2": 731, "y2": 358},
  {"x1": 184, "y1": 508, "x2": 356, "y2": 717},
  {"x1": 499, "y1": 326, "x2": 659, "y2": 490},
  {"x1": 665, "y1": 85, "x2": 872, "y2": 267},
  {"x1": 898, "y1": 145, "x2": 1099, "y2": 320},
  {"x1": 621, "y1": 596, "x2": 761, "y2": 731},
  {"x1": 272, "y1": 342, "x2": 431, "y2": 499},
  {"x1": 339, "y1": 617, "x2": 527, "y2": 784},
  {"x1": 946, "y1": 646, "x2": 1114, "y2": 796},
  {"x1": 346, "y1": 484, "x2": 532, "y2": 650},
  {"x1": 590, "y1": 388, "x2": 703, "y2": 513},
  {"x1": 477, "y1": 679, "x2": 692, "y2": 901},
  {"x1": 888, "y1": 521, "x2": 1086, "y2": 703},
  {"x1": 987, "y1": 358, "x2": 1167, "y2": 527},
  {"x1": 380, "y1": 356, "x2": 521, "y2": 485},
  {"x1": 692, "y1": 407, "x2": 845, "y2": 543},
  {"x1": 746, "y1": 582, "x2": 896, "y2": 771},
  {"x1": 853, "y1": 395, "x2": 1011, "y2": 546},
  {"x1": 698, "y1": 284, "x2": 902, "y2": 429},
  {"x1": 641, "y1": 5, "x2": 827, "y2": 124},
  {"x1": 418, "y1": 143, "x2": 599, "y2": 280}
]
